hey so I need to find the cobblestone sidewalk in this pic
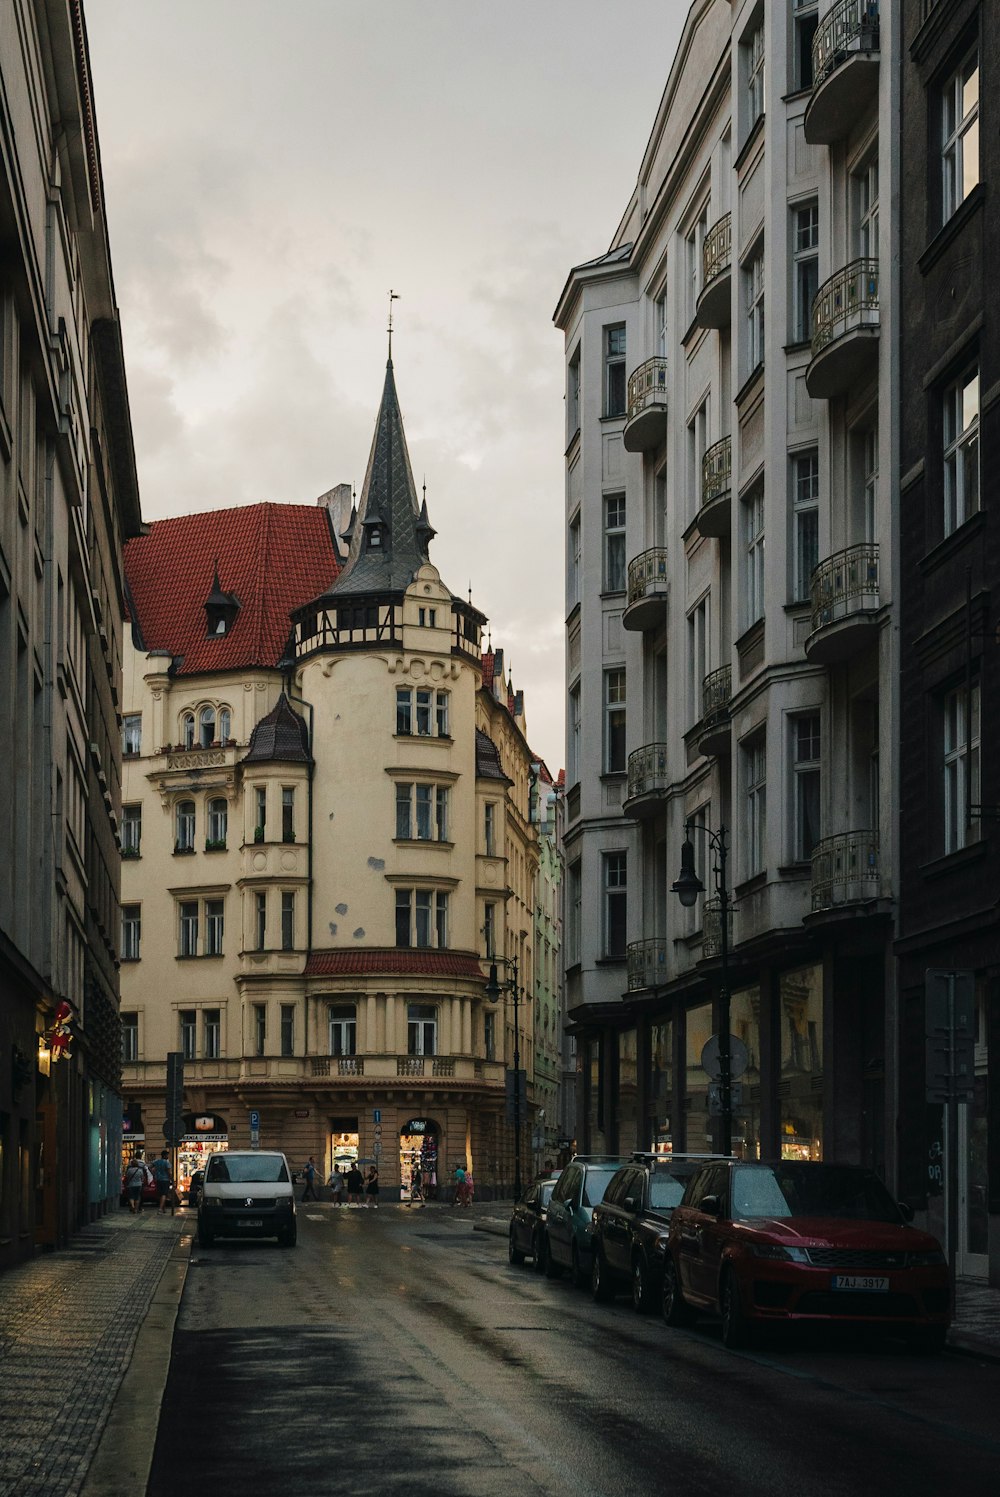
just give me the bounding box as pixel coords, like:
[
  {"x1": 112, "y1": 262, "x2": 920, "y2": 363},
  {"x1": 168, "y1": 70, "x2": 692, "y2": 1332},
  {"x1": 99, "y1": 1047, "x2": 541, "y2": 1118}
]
[{"x1": 0, "y1": 1210, "x2": 188, "y2": 1497}]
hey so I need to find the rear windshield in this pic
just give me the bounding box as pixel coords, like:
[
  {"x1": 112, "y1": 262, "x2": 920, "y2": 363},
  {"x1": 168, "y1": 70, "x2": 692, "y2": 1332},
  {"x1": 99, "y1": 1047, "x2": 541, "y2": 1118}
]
[
  {"x1": 582, "y1": 1167, "x2": 618, "y2": 1208},
  {"x1": 648, "y1": 1174, "x2": 688, "y2": 1211},
  {"x1": 540, "y1": 1182, "x2": 555, "y2": 1207},
  {"x1": 205, "y1": 1155, "x2": 289, "y2": 1184},
  {"x1": 731, "y1": 1164, "x2": 900, "y2": 1222}
]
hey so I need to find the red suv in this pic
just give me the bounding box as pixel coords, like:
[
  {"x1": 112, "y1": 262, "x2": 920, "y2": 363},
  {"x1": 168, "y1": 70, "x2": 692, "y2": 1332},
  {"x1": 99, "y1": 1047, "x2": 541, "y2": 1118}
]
[{"x1": 663, "y1": 1160, "x2": 949, "y2": 1351}]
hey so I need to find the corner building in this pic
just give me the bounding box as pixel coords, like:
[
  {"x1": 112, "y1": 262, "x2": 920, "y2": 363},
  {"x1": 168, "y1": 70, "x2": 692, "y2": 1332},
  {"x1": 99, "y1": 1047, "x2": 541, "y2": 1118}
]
[
  {"x1": 121, "y1": 358, "x2": 539, "y2": 1197},
  {"x1": 556, "y1": 1, "x2": 899, "y2": 1173}
]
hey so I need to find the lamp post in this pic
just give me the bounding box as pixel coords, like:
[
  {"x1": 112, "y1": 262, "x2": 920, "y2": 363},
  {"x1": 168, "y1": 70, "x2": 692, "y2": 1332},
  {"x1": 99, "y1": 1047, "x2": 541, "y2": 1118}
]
[
  {"x1": 484, "y1": 954, "x2": 523, "y2": 1199},
  {"x1": 672, "y1": 821, "x2": 733, "y2": 1157}
]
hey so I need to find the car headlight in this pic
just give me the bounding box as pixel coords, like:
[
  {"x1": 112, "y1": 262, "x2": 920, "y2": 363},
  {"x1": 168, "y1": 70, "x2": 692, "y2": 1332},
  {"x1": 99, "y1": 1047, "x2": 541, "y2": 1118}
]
[
  {"x1": 907, "y1": 1250, "x2": 946, "y2": 1266},
  {"x1": 749, "y1": 1243, "x2": 809, "y2": 1263}
]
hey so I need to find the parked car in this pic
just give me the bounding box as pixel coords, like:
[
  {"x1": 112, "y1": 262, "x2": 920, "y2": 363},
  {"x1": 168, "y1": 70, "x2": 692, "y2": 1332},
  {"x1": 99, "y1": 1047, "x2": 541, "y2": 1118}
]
[
  {"x1": 187, "y1": 1169, "x2": 205, "y2": 1207},
  {"x1": 508, "y1": 1176, "x2": 560, "y2": 1270},
  {"x1": 590, "y1": 1152, "x2": 727, "y2": 1311},
  {"x1": 197, "y1": 1150, "x2": 297, "y2": 1247},
  {"x1": 663, "y1": 1159, "x2": 950, "y2": 1350},
  {"x1": 542, "y1": 1156, "x2": 628, "y2": 1286}
]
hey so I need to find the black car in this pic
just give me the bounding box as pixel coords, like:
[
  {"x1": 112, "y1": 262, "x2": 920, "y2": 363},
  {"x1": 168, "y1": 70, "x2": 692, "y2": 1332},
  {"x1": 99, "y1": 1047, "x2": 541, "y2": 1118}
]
[
  {"x1": 590, "y1": 1152, "x2": 728, "y2": 1311},
  {"x1": 508, "y1": 1176, "x2": 560, "y2": 1270}
]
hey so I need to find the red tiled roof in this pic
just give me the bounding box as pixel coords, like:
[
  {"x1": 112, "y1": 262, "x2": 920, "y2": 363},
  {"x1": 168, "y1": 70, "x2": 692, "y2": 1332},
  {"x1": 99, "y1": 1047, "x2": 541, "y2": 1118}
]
[
  {"x1": 481, "y1": 650, "x2": 495, "y2": 692},
  {"x1": 556, "y1": 768, "x2": 566, "y2": 787},
  {"x1": 124, "y1": 504, "x2": 339, "y2": 674},
  {"x1": 304, "y1": 949, "x2": 486, "y2": 979}
]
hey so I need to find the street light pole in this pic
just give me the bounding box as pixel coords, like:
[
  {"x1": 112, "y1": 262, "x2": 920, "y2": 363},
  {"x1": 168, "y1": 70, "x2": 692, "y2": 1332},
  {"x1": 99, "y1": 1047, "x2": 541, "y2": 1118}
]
[
  {"x1": 672, "y1": 821, "x2": 732, "y2": 1157},
  {"x1": 484, "y1": 954, "x2": 523, "y2": 1199}
]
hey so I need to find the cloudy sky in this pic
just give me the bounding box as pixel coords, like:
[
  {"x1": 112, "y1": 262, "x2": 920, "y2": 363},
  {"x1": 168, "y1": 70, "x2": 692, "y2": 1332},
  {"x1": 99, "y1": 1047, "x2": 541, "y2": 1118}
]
[{"x1": 85, "y1": 1, "x2": 686, "y2": 769}]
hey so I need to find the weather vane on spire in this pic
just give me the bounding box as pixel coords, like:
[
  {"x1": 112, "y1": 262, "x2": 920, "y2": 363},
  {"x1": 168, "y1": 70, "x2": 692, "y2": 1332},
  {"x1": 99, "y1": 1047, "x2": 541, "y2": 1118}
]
[{"x1": 387, "y1": 288, "x2": 400, "y2": 360}]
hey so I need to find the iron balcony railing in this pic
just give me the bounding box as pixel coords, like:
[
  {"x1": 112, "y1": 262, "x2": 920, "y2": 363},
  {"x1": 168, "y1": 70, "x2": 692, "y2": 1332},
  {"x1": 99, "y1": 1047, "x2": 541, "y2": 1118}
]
[
  {"x1": 627, "y1": 547, "x2": 669, "y2": 607},
  {"x1": 810, "y1": 543, "x2": 879, "y2": 630},
  {"x1": 627, "y1": 742, "x2": 669, "y2": 802},
  {"x1": 812, "y1": 0, "x2": 880, "y2": 90},
  {"x1": 811, "y1": 258, "x2": 879, "y2": 356},
  {"x1": 627, "y1": 937, "x2": 668, "y2": 993},
  {"x1": 626, "y1": 357, "x2": 669, "y2": 422},
  {"x1": 701, "y1": 435, "x2": 732, "y2": 508},
  {"x1": 702, "y1": 212, "x2": 732, "y2": 289},
  {"x1": 702, "y1": 664, "x2": 732, "y2": 723},
  {"x1": 702, "y1": 897, "x2": 733, "y2": 960},
  {"x1": 811, "y1": 830, "x2": 880, "y2": 911}
]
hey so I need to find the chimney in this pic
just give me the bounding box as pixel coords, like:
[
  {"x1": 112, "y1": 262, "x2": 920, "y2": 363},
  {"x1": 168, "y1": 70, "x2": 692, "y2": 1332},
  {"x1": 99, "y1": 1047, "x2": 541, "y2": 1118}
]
[{"x1": 317, "y1": 484, "x2": 354, "y2": 556}]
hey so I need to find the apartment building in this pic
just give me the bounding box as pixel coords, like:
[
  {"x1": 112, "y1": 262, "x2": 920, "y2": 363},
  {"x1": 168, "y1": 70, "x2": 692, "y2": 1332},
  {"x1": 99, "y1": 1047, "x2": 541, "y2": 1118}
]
[{"x1": 555, "y1": 0, "x2": 898, "y2": 1174}]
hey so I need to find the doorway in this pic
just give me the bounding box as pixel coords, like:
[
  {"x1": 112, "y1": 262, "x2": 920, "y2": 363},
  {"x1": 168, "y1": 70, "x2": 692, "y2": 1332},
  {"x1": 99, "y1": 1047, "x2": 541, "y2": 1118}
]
[{"x1": 399, "y1": 1118, "x2": 440, "y2": 1200}]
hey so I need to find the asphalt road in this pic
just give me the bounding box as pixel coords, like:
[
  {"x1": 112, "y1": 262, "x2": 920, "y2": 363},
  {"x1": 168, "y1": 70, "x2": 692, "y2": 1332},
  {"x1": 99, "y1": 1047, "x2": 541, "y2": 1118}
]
[{"x1": 147, "y1": 1205, "x2": 1000, "y2": 1497}]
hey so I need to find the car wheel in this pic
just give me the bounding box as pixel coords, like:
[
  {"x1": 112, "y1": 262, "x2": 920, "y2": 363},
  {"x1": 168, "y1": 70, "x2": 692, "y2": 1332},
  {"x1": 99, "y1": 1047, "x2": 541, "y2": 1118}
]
[
  {"x1": 197, "y1": 1224, "x2": 214, "y2": 1249},
  {"x1": 661, "y1": 1256, "x2": 694, "y2": 1327},
  {"x1": 531, "y1": 1229, "x2": 546, "y2": 1273},
  {"x1": 632, "y1": 1254, "x2": 651, "y2": 1314},
  {"x1": 508, "y1": 1229, "x2": 526, "y2": 1267},
  {"x1": 591, "y1": 1245, "x2": 615, "y2": 1303},
  {"x1": 720, "y1": 1267, "x2": 752, "y2": 1349},
  {"x1": 907, "y1": 1325, "x2": 947, "y2": 1355},
  {"x1": 543, "y1": 1233, "x2": 563, "y2": 1279}
]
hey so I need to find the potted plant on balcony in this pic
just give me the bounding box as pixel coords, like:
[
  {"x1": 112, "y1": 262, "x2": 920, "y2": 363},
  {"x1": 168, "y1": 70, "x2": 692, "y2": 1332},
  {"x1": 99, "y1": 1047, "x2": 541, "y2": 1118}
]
[
  {"x1": 253, "y1": 826, "x2": 265, "y2": 843},
  {"x1": 204, "y1": 838, "x2": 227, "y2": 852}
]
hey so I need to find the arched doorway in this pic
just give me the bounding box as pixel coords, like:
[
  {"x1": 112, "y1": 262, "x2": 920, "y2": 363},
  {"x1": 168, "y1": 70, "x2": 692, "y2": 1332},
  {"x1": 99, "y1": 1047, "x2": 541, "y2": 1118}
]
[{"x1": 399, "y1": 1117, "x2": 440, "y2": 1200}]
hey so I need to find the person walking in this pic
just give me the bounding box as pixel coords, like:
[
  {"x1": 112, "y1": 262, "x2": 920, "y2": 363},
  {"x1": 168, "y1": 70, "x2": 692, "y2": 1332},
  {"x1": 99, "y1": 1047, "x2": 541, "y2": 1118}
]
[
  {"x1": 462, "y1": 1169, "x2": 474, "y2": 1207},
  {"x1": 410, "y1": 1169, "x2": 423, "y2": 1204},
  {"x1": 451, "y1": 1163, "x2": 466, "y2": 1206},
  {"x1": 152, "y1": 1150, "x2": 173, "y2": 1215},
  {"x1": 300, "y1": 1156, "x2": 318, "y2": 1203},
  {"x1": 345, "y1": 1162, "x2": 364, "y2": 1206},
  {"x1": 327, "y1": 1165, "x2": 346, "y2": 1206},
  {"x1": 124, "y1": 1153, "x2": 148, "y2": 1214},
  {"x1": 364, "y1": 1165, "x2": 380, "y2": 1209}
]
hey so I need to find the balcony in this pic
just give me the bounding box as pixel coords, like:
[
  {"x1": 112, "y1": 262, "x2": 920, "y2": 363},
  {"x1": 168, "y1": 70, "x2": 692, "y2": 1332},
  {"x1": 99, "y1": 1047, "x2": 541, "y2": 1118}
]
[
  {"x1": 697, "y1": 436, "x2": 732, "y2": 538},
  {"x1": 623, "y1": 548, "x2": 669, "y2": 631},
  {"x1": 804, "y1": 0, "x2": 880, "y2": 146},
  {"x1": 697, "y1": 665, "x2": 732, "y2": 757},
  {"x1": 806, "y1": 259, "x2": 879, "y2": 400},
  {"x1": 811, "y1": 830, "x2": 880, "y2": 912},
  {"x1": 623, "y1": 357, "x2": 668, "y2": 452},
  {"x1": 623, "y1": 743, "x2": 669, "y2": 819},
  {"x1": 627, "y1": 937, "x2": 668, "y2": 993},
  {"x1": 696, "y1": 213, "x2": 732, "y2": 329},
  {"x1": 805, "y1": 544, "x2": 880, "y2": 664}
]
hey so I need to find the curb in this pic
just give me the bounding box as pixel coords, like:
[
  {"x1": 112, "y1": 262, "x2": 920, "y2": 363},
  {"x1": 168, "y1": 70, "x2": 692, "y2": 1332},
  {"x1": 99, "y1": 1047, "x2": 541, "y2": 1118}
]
[
  {"x1": 80, "y1": 1228, "x2": 192, "y2": 1497},
  {"x1": 946, "y1": 1328, "x2": 1000, "y2": 1365}
]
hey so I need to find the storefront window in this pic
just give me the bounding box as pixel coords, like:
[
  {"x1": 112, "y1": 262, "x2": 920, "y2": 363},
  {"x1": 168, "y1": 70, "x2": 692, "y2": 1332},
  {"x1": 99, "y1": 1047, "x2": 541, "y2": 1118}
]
[
  {"x1": 650, "y1": 1019, "x2": 672, "y2": 1153},
  {"x1": 399, "y1": 1118, "x2": 439, "y2": 1200},
  {"x1": 618, "y1": 1029, "x2": 638, "y2": 1153},
  {"x1": 329, "y1": 1124, "x2": 359, "y2": 1178},
  {"x1": 684, "y1": 1002, "x2": 714, "y2": 1153},
  {"x1": 730, "y1": 986, "x2": 761, "y2": 1161},
  {"x1": 780, "y1": 964, "x2": 824, "y2": 1160}
]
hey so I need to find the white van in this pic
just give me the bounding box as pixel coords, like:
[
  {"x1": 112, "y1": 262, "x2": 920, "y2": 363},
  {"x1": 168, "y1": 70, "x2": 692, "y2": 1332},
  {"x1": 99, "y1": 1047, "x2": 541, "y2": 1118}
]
[{"x1": 197, "y1": 1150, "x2": 296, "y2": 1247}]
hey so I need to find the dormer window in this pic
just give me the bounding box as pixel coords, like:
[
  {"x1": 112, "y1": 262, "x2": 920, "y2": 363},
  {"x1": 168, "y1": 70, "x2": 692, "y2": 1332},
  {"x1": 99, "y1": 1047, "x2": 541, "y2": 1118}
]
[
  {"x1": 418, "y1": 607, "x2": 437, "y2": 627},
  {"x1": 204, "y1": 564, "x2": 240, "y2": 638},
  {"x1": 368, "y1": 529, "x2": 382, "y2": 550}
]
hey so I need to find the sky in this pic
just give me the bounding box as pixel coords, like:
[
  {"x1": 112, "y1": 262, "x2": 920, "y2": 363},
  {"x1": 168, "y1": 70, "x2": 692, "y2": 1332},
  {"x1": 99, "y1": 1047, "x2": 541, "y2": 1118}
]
[{"x1": 85, "y1": 1, "x2": 687, "y2": 770}]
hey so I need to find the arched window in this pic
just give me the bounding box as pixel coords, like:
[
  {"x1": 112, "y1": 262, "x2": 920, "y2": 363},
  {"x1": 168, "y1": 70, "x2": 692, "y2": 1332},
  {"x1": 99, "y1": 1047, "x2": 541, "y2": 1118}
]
[
  {"x1": 182, "y1": 712, "x2": 195, "y2": 749},
  {"x1": 175, "y1": 800, "x2": 195, "y2": 852},
  {"x1": 207, "y1": 798, "x2": 228, "y2": 847},
  {"x1": 199, "y1": 706, "x2": 216, "y2": 747},
  {"x1": 218, "y1": 707, "x2": 231, "y2": 742}
]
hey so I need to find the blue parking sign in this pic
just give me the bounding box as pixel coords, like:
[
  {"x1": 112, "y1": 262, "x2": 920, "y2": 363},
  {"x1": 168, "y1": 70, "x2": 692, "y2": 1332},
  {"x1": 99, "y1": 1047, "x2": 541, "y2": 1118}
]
[{"x1": 249, "y1": 1110, "x2": 260, "y2": 1129}]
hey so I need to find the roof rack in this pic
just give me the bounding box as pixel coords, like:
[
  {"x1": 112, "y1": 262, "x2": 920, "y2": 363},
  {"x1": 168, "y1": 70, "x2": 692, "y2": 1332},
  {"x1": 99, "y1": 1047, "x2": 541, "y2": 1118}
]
[
  {"x1": 569, "y1": 1153, "x2": 629, "y2": 1163},
  {"x1": 630, "y1": 1150, "x2": 730, "y2": 1165}
]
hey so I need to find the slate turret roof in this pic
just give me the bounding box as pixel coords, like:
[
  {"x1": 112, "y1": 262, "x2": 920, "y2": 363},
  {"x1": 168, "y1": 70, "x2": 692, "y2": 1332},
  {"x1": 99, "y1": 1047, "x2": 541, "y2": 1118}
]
[{"x1": 243, "y1": 692, "x2": 311, "y2": 764}]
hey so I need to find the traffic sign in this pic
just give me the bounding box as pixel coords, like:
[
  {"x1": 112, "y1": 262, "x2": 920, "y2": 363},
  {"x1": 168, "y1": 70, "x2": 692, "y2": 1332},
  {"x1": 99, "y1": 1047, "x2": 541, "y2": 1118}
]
[
  {"x1": 701, "y1": 1035, "x2": 749, "y2": 1081},
  {"x1": 373, "y1": 1123, "x2": 382, "y2": 1138},
  {"x1": 249, "y1": 1110, "x2": 260, "y2": 1130},
  {"x1": 373, "y1": 1108, "x2": 381, "y2": 1124},
  {"x1": 373, "y1": 1141, "x2": 382, "y2": 1157}
]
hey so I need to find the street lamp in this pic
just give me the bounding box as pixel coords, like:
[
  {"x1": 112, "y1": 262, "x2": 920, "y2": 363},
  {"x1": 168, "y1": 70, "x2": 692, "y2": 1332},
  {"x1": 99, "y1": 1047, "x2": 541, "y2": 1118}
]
[
  {"x1": 484, "y1": 954, "x2": 523, "y2": 1199},
  {"x1": 672, "y1": 821, "x2": 733, "y2": 1157}
]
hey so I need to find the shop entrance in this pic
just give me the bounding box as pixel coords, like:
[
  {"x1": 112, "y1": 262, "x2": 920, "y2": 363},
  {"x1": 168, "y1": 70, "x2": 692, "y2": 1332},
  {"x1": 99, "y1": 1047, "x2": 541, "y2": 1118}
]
[
  {"x1": 329, "y1": 1118, "x2": 359, "y2": 1181},
  {"x1": 400, "y1": 1118, "x2": 440, "y2": 1200},
  {"x1": 178, "y1": 1113, "x2": 228, "y2": 1195}
]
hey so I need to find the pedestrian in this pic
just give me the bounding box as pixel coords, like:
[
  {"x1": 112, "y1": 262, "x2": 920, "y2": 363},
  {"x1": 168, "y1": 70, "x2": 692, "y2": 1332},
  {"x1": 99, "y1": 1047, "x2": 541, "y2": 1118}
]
[
  {"x1": 365, "y1": 1165, "x2": 380, "y2": 1209},
  {"x1": 327, "y1": 1165, "x2": 345, "y2": 1206},
  {"x1": 151, "y1": 1150, "x2": 173, "y2": 1215},
  {"x1": 451, "y1": 1163, "x2": 466, "y2": 1206},
  {"x1": 410, "y1": 1169, "x2": 423, "y2": 1204},
  {"x1": 301, "y1": 1155, "x2": 318, "y2": 1202},
  {"x1": 345, "y1": 1162, "x2": 364, "y2": 1205},
  {"x1": 462, "y1": 1169, "x2": 474, "y2": 1207},
  {"x1": 124, "y1": 1153, "x2": 148, "y2": 1214}
]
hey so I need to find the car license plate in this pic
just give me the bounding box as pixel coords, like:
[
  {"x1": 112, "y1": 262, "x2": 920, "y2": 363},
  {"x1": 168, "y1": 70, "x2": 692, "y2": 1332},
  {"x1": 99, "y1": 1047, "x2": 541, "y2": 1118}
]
[
  {"x1": 238, "y1": 1218, "x2": 263, "y2": 1228},
  {"x1": 832, "y1": 1275, "x2": 888, "y2": 1292}
]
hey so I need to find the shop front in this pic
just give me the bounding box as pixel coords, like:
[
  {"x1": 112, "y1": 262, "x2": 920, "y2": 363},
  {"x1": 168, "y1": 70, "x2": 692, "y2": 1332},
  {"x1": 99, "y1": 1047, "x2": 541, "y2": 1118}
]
[
  {"x1": 400, "y1": 1118, "x2": 440, "y2": 1200},
  {"x1": 178, "y1": 1112, "x2": 228, "y2": 1195},
  {"x1": 329, "y1": 1119, "x2": 359, "y2": 1177}
]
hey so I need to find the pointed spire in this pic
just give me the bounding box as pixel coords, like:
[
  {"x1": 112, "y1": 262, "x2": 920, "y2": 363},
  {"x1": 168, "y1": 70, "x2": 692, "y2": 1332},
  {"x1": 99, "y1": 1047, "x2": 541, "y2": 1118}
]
[{"x1": 340, "y1": 503, "x2": 357, "y2": 546}]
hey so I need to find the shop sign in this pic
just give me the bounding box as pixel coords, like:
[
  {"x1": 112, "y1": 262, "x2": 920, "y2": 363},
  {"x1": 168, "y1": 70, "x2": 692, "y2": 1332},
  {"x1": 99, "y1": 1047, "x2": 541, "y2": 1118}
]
[
  {"x1": 181, "y1": 1133, "x2": 227, "y2": 1143},
  {"x1": 403, "y1": 1119, "x2": 428, "y2": 1133},
  {"x1": 294, "y1": 1109, "x2": 310, "y2": 1118},
  {"x1": 194, "y1": 1116, "x2": 216, "y2": 1132}
]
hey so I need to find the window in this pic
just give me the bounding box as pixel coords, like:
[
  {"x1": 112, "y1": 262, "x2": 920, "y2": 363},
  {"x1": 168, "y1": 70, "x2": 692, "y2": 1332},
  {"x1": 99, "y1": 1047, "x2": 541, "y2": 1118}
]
[
  {"x1": 328, "y1": 1005, "x2": 357, "y2": 1056},
  {"x1": 862, "y1": 426, "x2": 878, "y2": 543},
  {"x1": 745, "y1": 18, "x2": 765, "y2": 132},
  {"x1": 396, "y1": 888, "x2": 446, "y2": 948},
  {"x1": 943, "y1": 366, "x2": 980, "y2": 536},
  {"x1": 688, "y1": 597, "x2": 709, "y2": 725},
  {"x1": 199, "y1": 706, "x2": 216, "y2": 747},
  {"x1": 567, "y1": 346, "x2": 581, "y2": 436},
  {"x1": 484, "y1": 801, "x2": 496, "y2": 856},
  {"x1": 207, "y1": 797, "x2": 227, "y2": 846},
  {"x1": 415, "y1": 890, "x2": 432, "y2": 947},
  {"x1": 435, "y1": 891, "x2": 449, "y2": 948},
  {"x1": 280, "y1": 1004, "x2": 295, "y2": 1057},
  {"x1": 744, "y1": 484, "x2": 765, "y2": 629},
  {"x1": 435, "y1": 786, "x2": 448, "y2": 841},
  {"x1": 688, "y1": 397, "x2": 709, "y2": 521},
  {"x1": 175, "y1": 800, "x2": 195, "y2": 853},
  {"x1": 484, "y1": 1010, "x2": 496, "y2": 1062},
  {"x1": 792, "y1": 715, "x2": 821, "y2": 861},
  {"x1": 568, "y1": 514, "x2": 581, "y2": 607},
  {"x1": 121, "y1": 905, "x2": 141, "y2": 960},
  {"x1": 396, "y1": 782, "x2": 412, "y2": 839},
  {"x1": 416, "y1": 784, "x2": 433, "y2": 840},
  {"x1": 255, "y1": 891, "x2": 266, "y2": 950},
  {"x1": 602, "y1": 852, "x2": 627, "y2": 959},
  {"x1": 745, "y1": 247, "x2": 765, "y2": 376},
  {"x1": 121, "y1": 1011, "x2": 138, "y2": 1063},
  {"x1": 942, "y1": 50, "x2": 979, "y2": 224},
  {"x1": 854, "y1": 156, "x2": 879, "y2": 260},
  {"x1": 396, "y1": 783, "x2": 448, "y2": 841},
  {"x1": 568, "y1": 684, "x2": 581, "y2": 785},
  {"x1": 793, "y1": 0, "x2": 818, "y2": 91},
  {"x1": 604, "y1": 668, "x2": 626, "y2": 773},
  {"x1": 567, "y1": 861, "x2": 582, "y2": 965},
  {"x1": 417, "y1": 606, "x2": 437, "y2": 627},
  {"x1": 123, "y1": 714, "x2": 141, "y2": 756},
  {"x1": 180, "y1": 1010, "x2": 197, "y2": 1060},
  {"x1": 943, "y1": 684, "x2": 980, "y2": 854},
  {"x1": 255, "y1": 786, "x2": 267, "y2": 837},
  {"x1": 218, "y1": 707, "x2": 231, "y2": 742},
  {"x1": 604, "y1": 324, "x2": 626, "y2": 417},
  {"x1": 483, "y1": 901, "x2": 496, "y2": 958},
  {"x1": 281, "y1": 787, "x2": 295, "y2": 841},
  {"x1": 179, "y1": 901, "x2": 199, "y2": 957},
  {"x1": 121, "y1": 803, "x2": 142, "y2": 856},
  {"x1": 281, "y1": 891, "x2": 295, "y2": 951},
  {"x1": 395, "y1": 889, "x2": 411, "y2": 947},
  {"x1": 604, "y1": 493, "x2": 626, "y2": 592},
  {"x1": 253, "y1": 1003, "x2": 266, "y2": 1057},
  {"x1": 396, "y1": 686, "x2": 412, "y2": 735},
  {"x1": 203, "y1": 1008, "x2": 220, "y2": 1059},
  {"x1": 745, "y1": 734, "x2": 767, "y2": 877},
  {"x1": 205, "y1": 900, "x2": 225, "y2": 956},
  {"x1": 791, "y1": 452, "x2": 819, "y2": 603},
  {"x1": 407, "y1": 1004, "x2": 437, "y2": 1056},
  {"x1": 687, "y1": 201, "x2": 709, "y2": 320},
  {"x1": 181, "y1": 712, "x2": 195, "y2": 749},
  {"x1": 416, "y1": 688, "x2": 432, "y2": 736},
  {"x1": 435, "y1": 690, "x2": 449, "y2": 737},
  {"x1": 792, "y1": 203, "x2": 818, "y2": 344},
  {"x1": 655, "y1": 285, "x2": 669, "y2": 356}
]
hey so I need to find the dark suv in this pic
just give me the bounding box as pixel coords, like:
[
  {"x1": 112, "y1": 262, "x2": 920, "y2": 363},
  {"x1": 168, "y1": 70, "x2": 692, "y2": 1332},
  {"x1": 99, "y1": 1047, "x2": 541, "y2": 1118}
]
[{"x1": 590, "y1": 1153, "x2": 727, "y2": 1311}]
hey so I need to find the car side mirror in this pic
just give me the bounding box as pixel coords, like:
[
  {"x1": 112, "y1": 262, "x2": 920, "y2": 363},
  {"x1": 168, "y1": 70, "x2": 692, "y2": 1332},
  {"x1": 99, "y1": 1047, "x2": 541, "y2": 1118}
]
[
  {"x1": 898, "y1": 1200, "x2": 914, "y2": 1223},
  {"x1": 624, "y1": 1196, "x2": 637, "y2": 1213},
  {"x1": 700, "y1": 1194, "x2": 720, "y2": 1216}
]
